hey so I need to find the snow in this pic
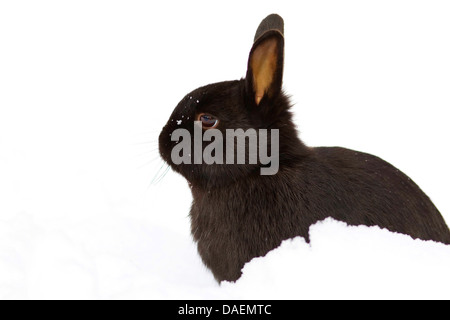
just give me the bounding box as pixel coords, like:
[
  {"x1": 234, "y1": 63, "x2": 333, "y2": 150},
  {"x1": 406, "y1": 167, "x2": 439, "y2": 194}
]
[
  {"x1": 222, "y1": 219, "x2": 450, "y2": 300},
  {"x1": 1, "y1": 1, "x2": 450, "y2": 300}
]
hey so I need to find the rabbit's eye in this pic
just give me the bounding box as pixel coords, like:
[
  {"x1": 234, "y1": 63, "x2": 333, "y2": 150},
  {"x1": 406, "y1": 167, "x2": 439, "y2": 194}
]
[{"x1": 197, "y1": 113, "x2": 219, "y2": 129}]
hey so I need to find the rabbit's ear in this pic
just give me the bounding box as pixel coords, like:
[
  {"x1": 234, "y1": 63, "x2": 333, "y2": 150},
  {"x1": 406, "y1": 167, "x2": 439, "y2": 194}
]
[{"x1": 246, "y1": 14, "x2": 284, "y2": 106}]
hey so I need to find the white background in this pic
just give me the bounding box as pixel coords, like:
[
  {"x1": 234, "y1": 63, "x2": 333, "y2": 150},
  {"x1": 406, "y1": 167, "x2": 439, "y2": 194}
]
[{"x1": 0, "y1": 1, "x2": 449, "y2": 299}]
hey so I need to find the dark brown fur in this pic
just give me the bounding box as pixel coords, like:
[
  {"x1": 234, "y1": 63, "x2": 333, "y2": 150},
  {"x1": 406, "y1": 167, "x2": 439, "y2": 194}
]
[{"x1": 159, "y1": 14, "x2": 450, "y2": 282}]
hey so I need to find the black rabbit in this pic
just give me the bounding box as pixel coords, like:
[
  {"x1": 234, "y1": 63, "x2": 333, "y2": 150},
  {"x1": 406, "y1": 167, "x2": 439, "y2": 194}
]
[{"x1": 159, "y1": 14, "x2": 450, "y2": 282}]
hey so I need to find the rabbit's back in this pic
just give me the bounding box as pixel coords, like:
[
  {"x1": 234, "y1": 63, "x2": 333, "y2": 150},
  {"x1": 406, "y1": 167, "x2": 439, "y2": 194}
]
[{"x1": 310, "y1": 147, "x2": 450, "y2": 244}]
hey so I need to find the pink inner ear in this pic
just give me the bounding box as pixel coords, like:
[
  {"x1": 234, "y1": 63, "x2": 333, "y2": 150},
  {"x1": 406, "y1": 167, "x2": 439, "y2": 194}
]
[
  {"x1": 256, "y1": 95, "x2": 263, "y2": 105},
  {"x1": 251, "y1": 37, "x2": 278, "y2": 105}
]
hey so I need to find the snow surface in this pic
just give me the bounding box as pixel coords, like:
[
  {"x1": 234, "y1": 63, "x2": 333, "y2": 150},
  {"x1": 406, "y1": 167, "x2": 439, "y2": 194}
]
[{"x1": 1, "y1": 1, "x2": 450, "y2": 299}]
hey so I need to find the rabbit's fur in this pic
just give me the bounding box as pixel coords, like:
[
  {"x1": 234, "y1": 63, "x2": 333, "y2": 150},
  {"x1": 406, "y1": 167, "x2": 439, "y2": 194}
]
[{"x1": 159, "y1": 14, "x2": 450, "y2": 282}]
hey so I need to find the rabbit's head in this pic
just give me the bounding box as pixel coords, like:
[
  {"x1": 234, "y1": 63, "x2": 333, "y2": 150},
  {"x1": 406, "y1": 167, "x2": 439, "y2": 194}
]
[{"x1": 159, "y1": 14, "x2": 307, "y2": 189}]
